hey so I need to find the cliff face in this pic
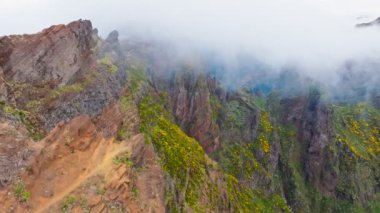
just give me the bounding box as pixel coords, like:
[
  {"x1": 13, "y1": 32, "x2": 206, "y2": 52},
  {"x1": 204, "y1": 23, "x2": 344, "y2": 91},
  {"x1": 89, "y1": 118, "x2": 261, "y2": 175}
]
[
  {"x1": 0, "y1": 20, "x2": 146, "y2": 212},
  {"x1": 0, "y1": 20, "x2": 127, "y2": 133},
  {"x1": 0, "y1": 21, "x2": 94, "y2": 85},
  {"x1": 0, "y1": 20, "x2": 379, "y2": 213},
  {"x1": 139, "y1": 43, "x2": 380, "y2": 211}
]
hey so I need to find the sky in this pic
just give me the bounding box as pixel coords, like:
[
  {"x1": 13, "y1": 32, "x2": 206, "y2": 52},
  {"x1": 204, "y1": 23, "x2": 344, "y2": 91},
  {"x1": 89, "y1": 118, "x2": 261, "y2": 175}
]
[
  {"x1": 1, "y1": 0, "x2": 380, "y2": 81},
  {"x1": 1, "y1": 0, "x2": 380, "y2": 36}
]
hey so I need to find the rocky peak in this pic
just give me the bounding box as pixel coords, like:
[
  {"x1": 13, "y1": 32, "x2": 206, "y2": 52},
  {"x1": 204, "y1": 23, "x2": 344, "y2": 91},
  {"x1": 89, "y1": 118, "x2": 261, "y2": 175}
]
[
  {"x1": 105, "y1": 30, "x2": 119, "y2": 43},
  {"x1": 0, "y1": 20, "x2": 95, "y2": 86},
  {"x1": 101, "y1": 30, "x2": 124, "y2": 60}
]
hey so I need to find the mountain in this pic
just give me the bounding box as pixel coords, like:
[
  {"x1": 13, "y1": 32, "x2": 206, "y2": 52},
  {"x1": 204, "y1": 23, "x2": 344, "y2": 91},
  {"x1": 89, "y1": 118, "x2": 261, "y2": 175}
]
[
  {"x1": 356, "y1": 17, "x2": 380, "y2": 28},
  {"x1": 0, "y1": 20, "x2": 379, "y2": 212}
]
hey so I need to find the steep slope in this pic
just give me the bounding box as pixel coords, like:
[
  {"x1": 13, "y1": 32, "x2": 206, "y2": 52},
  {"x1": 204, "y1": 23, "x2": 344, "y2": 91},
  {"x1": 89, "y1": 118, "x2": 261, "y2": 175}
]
[
  {"x1": 123, "y1": 40, "x2": 380, "y2": 212},
  {"x1": 0, "y1": 20, "x2": 379, "y2": 213},
  {"x1": 0, "y1": 20, "x2": 288, "y2": 213},
  {"x1": 0, "y1": 20, "x2": 162, "y2": 212},
  {"x1": 0, "y1": 114, "x2": 165, "y2": 213}
]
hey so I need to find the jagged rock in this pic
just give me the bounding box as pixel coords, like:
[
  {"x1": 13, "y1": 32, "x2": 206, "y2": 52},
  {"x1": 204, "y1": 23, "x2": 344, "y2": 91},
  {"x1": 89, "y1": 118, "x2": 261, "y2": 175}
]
[
  {"x1": 100, "y1": 30, "x2": 125, "y2": 60},
  {"x1": 0, "y1": 20, "x2": 95, "y2": 86},
  {"x1": 169, "y1": 71, "x2": 220, "y2": 153},
  {"x1": 0, "y1": 20, "x2": 128, "y2": 130}
]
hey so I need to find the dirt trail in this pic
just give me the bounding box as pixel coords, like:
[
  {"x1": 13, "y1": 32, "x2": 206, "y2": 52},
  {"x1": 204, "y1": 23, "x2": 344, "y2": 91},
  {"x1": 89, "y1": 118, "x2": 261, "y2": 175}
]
[
  {"x1": 0, "y1": 107, "x2": 166, "y2": 213},
  {"x1": 34, "y1": 134, "x2": 143, "y2": 213}
]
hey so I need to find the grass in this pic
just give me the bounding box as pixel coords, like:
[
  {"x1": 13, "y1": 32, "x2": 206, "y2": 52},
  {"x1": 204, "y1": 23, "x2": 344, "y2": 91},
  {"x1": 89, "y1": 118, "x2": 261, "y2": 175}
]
[
  {"x1": 61, "y1": 195, "x2": 77, "y2": 212},
  {"x1": 126, "y1": 65, "x2": 147, "y2": 95},
  {"x1": 131, "y1": 185, "x2": 139, "y2": 198},
  {"x1": 113, "y1": 154, "x2": 134, "y2": 167},
  {"x1": 97, "y1": 55, "x2": 118, "y2": 74},
  {"x1": 116, "y1": 128, "x2": 127, "y2": 140},
  {"x1": 49, "y1": 83, "x2": 84, "y2": 100},
  {"x1": 1, "y1": 103, "x2": 43, "y2": 141},
  {"x1": 14, "y1": 182, "x2": 31, "y2": 202},
  {"x1": 96, "y1": 187, "x2": 106, "y2": 195}
]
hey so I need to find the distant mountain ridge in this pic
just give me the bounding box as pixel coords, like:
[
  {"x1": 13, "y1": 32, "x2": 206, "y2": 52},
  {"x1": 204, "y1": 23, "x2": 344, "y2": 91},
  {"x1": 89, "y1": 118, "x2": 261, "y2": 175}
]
[{"x1": 356, "y1": 17, "x2": 380, "y2": 28}]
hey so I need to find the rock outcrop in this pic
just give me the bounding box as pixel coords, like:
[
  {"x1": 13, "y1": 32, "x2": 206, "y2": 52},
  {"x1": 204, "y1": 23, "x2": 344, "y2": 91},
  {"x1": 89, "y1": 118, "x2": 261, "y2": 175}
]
[{"x1": 0, "y1": 20, "x2": 94, "y2": 85}]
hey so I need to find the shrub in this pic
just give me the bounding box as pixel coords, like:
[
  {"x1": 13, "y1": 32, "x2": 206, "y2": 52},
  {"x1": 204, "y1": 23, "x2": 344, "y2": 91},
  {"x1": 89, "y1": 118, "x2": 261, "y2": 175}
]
[
  {"x1": 62, "y1": 195, "x2": 77, "y2": 212},
  {"x1": 14, "y1": 183, "x2": 31, "y2": 202},
  {"x1": 97, "y1": 55, "x2": 118, "y2": 74}
]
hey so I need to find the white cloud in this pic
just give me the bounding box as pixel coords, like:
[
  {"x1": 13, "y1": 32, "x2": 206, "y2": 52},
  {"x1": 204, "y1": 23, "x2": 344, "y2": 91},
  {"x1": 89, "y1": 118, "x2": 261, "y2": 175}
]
[{"x1": 1, "y1": 0, "x2": 380, "y2": 82}]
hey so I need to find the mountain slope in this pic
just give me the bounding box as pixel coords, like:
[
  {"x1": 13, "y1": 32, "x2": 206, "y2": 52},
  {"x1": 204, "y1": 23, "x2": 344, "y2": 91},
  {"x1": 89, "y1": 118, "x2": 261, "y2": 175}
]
[{"x1": 0, "y1": 20, "x2": 379, "y2": 213}]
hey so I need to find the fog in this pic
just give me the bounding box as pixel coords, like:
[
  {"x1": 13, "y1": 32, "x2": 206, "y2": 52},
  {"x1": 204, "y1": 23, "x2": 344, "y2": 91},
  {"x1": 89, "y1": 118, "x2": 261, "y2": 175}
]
[{"x1": 1, "y1": 0, "x2": 380, "y2": 100}]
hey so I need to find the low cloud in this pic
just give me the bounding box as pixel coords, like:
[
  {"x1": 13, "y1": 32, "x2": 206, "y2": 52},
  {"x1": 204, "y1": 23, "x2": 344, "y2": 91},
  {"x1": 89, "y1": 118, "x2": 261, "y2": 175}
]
[{"x1": 1, "y1": 0, "x2": 380, "y2": 100}]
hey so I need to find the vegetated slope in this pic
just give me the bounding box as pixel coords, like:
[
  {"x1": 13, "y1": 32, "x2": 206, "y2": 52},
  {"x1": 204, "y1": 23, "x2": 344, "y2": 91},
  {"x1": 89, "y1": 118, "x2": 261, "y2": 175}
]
[
  {"x1": 122, "y1": 36, "x2": 380, "y2": 212},
  {"x1": 0, "y1": 20, "x2": 167, "y2": 213},
  {"x1": 0, "y1": 20, "x2": 379, "y2": 213}
]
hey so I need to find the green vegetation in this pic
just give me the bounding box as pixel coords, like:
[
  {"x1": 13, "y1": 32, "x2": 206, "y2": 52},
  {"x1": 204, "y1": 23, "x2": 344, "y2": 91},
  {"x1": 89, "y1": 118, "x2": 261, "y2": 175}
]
[
  {"x1": 0, "y1": 102, "x2": 43, "y2": 141},
  {"x1": 61, "y1": 195, "x2": 77, "y2": 212},
  {"x1": 96, "y1": 187, "x2": 106, "y2": 196},
  {"x1": 49, "y1": 83, "x2": 84, "y2": 100},
  {"x1": 216, "y1": 143, "x2": 259, "y2": 180},
  {"x1": 119, "y1": 95, "x2": 133, "y2": 113},
  {"x1": 126, "y1": 65, "x2": 147, "y2": 95},
  {"x1": 116, "y1": 128, "x2": 128, "y2": 140},
  {"x1": 278, "y1": 124, "x2": 298, "y2": 158},
  {"x1": 209, "y1": 94, "x2": 222, "y2": 123},
  {"x1": 13, "y1": 182, "x2": 31, "y2": 202},
  {"x1": 138, "y1": 93, "x2": 291, "y2": 212},
  {"x1": 225, "y1": 174, "x2": 291, "y2": 212},
  {"x1": 332, "y1": 103, "x2": 380, "y2": 160},
  {"x1": 224, "y1": 100, "x2": 249, "y2": 129},
  {"x1": 97, "y1": 55, "x2": 118, "y2": 74},
  {"x1": 113, "y1": 154, "x2": 134, "y2": 167},
  {"x1": 256, "y1": 112, "x2": 273, "y2": 154},
  {"x1": 131, "y1": 185, "x2": 139, "y2": 198},
  {"x1": 139, "y1": 95, "x2": 206, "y2": 209}
]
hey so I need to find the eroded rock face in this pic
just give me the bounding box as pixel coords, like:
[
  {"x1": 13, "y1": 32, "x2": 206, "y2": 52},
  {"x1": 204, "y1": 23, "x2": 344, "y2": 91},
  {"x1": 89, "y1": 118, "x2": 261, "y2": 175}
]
[
  {"x1": 0, "y1": 20, "x2": 95, "y2": 86},
  {"x1": 0, "y1": 121, "x2": 33, "y2": 188},
  {"x1": 101, "y1": 30, "x2": 125, "y2": 60},
  {"x1": 170, "y1": 71, "x2": 220, "y2": 153},
  {"x1": 0, "y1": 20, "x2": 128, "y2": 131},
  {"x1": 279, "y1": 94, "x2": 338, "y2": 209},
  {"x1": 302, "y1": 95, "x2": 336, "y2": 195},
  {"x1": 41, "y1": 27, "x2": 128, "y2": 130}
]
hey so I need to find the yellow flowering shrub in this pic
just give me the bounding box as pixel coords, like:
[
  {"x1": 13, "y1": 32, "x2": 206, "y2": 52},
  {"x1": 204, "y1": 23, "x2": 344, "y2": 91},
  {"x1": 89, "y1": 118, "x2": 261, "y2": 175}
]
[
  {"x1": 333, "y1": 103, "x2": 380, "y2": 159},
  {"x1": 257, "y1": 111, "x2": 273, "y2": 154}
]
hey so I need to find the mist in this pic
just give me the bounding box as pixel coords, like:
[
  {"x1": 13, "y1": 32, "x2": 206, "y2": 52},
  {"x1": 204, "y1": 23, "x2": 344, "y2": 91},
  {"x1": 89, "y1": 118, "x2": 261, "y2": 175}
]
[{"x1": 2, "y1": 0, "x2": 380, "y2": 100}]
